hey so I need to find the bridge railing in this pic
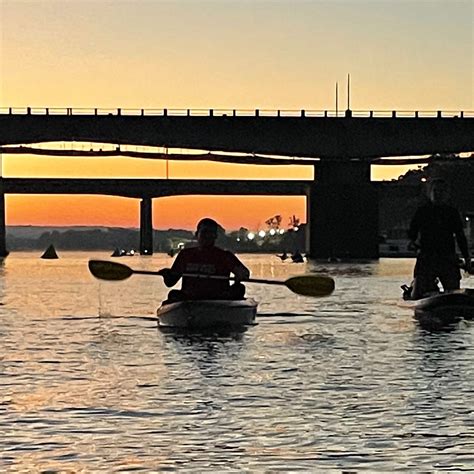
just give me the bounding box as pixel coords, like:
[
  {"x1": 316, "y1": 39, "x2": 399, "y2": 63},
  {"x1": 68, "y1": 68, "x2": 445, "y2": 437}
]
[{"x1": 0, "y1": 107, "x2": 473, "y2": 118}]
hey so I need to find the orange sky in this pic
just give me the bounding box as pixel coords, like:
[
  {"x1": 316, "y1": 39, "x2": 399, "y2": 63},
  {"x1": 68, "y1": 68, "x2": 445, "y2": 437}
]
[
  {"x1": 1, "y1": 1, "x2": 472, "y2": 230},
  {"x1": 2, "y1": 152, "x2": 312, "y2": 230},
  {"x1": 7, "y1": 194, "x2": 307, "y2": 231}
]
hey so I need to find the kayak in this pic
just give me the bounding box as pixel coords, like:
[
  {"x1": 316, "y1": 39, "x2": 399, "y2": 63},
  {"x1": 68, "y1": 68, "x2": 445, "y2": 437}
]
[
  {"x1": 401, "y1": 289, "x2": 474, "y2": 328},
  {"x1": 157, "y1": 298, "x2": 258, "y2": 329}
]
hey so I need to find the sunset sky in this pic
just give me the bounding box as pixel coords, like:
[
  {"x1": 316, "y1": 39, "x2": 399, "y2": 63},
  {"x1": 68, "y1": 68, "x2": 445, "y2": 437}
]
[{"x1": 0, "y1": 0, "x2": 472, "y2": 231}]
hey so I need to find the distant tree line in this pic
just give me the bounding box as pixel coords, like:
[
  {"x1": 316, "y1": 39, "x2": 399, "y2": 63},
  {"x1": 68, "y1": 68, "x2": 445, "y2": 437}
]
[
  {"x1": 6, "y1": 225, "x2": 306, "y2": 253},
  {"x1": 7, "y1": 228, "x2": 193, "y2": 252}
]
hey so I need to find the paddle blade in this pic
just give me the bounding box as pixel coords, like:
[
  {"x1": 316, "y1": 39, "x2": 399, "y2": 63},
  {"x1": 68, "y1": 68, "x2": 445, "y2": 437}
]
[
  {"x1": 285, "y1": 274, "x2": 335, "y2": 297},
  {"x1": 88, "y1": 260, "x2": 133, "y2": 281}
]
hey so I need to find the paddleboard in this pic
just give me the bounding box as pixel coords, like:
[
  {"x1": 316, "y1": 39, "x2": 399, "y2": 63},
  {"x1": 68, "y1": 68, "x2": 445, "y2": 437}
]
[{"x1": 400, "y1": 289, "x2": 474, "y2": 327}]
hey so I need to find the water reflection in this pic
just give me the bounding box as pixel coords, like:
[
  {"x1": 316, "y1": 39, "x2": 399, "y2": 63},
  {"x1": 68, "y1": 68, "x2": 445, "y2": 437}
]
[
  {"x1": 0, "y1": 252, "x2": 473, "y2": 471},
  {"x1": 308, "y1": 261, "x2": 377, "y2": 277},
  {"x1": 161, "y1": 328, "x2": 249, "y2": 380}
]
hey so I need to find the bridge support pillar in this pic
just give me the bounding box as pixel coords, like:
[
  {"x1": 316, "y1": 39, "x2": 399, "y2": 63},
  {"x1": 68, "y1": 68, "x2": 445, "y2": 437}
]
[
  {"x1": 308, "y1": 161, "x2": 379, "y2": 260},
  {"x1": 0, "y1": 182, "x2": 7, "y2": 258},
  {"x1": 140, "y1": 197, "x2": 153, "y2": 255}
]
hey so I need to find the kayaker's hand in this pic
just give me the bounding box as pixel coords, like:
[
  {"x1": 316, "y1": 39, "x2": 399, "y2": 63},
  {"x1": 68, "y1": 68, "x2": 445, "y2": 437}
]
[
  {"x1": 157, "y1": 268, "x2": 171, "y2": 277},
  {"x1": 233, "y1": 266, "x2": 250, "y2": 282},
  {"x1": 157, "y1": 268, "x2": 180, "y2": 287}
]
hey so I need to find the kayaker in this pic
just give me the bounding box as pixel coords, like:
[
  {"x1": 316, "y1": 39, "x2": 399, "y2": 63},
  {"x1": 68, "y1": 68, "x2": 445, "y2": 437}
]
[
  {"x1": 158, "y1": 218, "x2": 251, "y2": 302},
  {"x1": 407, "y1": 177, "x2": 471, "y2": 300}
]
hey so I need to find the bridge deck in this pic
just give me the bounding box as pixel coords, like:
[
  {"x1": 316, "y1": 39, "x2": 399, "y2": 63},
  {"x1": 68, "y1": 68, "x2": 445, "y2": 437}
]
[{"x1": 1, "y1": 112, "x2": 473, "y2": 159}]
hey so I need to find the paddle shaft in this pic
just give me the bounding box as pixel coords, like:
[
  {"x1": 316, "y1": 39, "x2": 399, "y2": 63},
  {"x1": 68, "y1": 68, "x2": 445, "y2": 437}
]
[{"x1": 130, "y1": 269, "x2": 287, "y2": 286}]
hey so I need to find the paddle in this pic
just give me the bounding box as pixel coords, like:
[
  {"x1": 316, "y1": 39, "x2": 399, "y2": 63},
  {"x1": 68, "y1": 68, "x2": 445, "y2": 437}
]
[{"x1": 88, "y1": 260, "x2": 335, "y2": 297}]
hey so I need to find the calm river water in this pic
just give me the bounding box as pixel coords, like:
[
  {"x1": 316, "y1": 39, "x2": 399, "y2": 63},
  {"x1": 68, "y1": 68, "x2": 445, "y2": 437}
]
[{"x1": 1, "y1": 252, "x2": 473, "y2": 471}]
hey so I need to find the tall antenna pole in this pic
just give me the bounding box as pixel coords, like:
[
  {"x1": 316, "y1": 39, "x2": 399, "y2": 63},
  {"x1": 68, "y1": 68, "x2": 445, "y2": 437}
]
[
  {"x1": 347, "y1": 73, "x2": 351, "y2": 110},
  {"x1": 335, "y1": 82, "x2": 338, "y2": 117}
]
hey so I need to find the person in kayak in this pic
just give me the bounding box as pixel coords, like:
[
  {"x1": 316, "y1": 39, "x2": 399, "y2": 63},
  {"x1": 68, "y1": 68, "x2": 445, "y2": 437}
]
[
  {"x1": 407, "y1": 178, "x2": 471, "y2": 300},
  {"x1": 158, "y1": 218, "x2": 251, "y2": 302}
]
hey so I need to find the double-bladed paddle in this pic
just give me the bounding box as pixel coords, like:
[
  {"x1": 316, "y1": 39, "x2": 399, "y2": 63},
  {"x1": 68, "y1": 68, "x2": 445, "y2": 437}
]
[{"x1": 88, "y1": 260, "x2": 335, "y2": 297}]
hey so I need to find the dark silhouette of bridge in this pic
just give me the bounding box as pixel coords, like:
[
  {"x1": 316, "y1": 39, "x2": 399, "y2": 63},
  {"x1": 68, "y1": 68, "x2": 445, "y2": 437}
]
[{"x1": 0, "y1": 107, "x2": 473, "y2": 258}]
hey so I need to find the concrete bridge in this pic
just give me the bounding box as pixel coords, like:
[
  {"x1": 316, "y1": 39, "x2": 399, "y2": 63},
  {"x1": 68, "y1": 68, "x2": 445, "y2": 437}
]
[{"x1": 0, "y1": 107, "x2": 473, "y2": 258}]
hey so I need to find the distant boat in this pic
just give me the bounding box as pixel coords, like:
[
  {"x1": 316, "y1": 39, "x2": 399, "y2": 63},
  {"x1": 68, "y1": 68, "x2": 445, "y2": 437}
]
[
  {"x1": 111, "y1": 248, "x2": 136, "y2": 257},
  {"x1": 41, "y1": 244, "x2": 59, "y2": 259},
  {"x1": 291, "y1": 251, "x2": 305, "y2": 263}
]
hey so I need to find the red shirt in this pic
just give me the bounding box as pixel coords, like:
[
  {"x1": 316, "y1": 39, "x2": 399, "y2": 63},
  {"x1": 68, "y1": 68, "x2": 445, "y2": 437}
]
[{"x1": 170, "y1": 246, "x2": 242, "y2": 299}]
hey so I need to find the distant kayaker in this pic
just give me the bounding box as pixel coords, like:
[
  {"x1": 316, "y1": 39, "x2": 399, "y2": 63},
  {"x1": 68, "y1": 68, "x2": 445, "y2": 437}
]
[
  {"x1": 158, "y1": 218, "x2": 251, "y2": 302},
  {"x1": 276, "y1": 252, "x2": 289, "y2": 261},
  {"x1": 407, "y1": 178, "x2": 471, "y2": 299}
]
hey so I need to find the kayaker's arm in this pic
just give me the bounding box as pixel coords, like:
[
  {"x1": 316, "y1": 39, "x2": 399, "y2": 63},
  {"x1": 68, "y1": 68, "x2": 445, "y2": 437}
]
[
  {"x1": 407, "y1": 209, "x2": 421, "y2": 250},
  {"x1": 456, "y1": 234, "x2": 471, "y2": 273},
  {"x1": 232, "y1": 262, "x2": 250, "y2": 282},
  {"x1": 159, "y1": 249, "x2": 188, "y2": 286},
  {"x1": 157, "y1": 268, "x2": 182, "y2": 287},
  {"x1": 454, "y1": 212, "x2": 472, "y2": 274}
]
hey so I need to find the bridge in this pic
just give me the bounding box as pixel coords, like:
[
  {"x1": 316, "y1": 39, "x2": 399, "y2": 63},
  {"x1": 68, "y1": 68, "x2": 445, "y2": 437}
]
[{"x1": 0, "y1": 107, "x2": 473, "y2": 258}]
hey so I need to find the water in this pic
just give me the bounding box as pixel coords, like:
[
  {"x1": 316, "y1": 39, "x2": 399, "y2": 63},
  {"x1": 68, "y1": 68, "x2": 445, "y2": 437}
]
[{"x1": 1, "y1": 252, "x2": 473, "y2": 471}]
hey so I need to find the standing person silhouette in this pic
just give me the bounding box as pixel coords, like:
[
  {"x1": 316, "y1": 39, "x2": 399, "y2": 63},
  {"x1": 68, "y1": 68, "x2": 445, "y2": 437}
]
[
  {"x1": 158, "y1": 218, "x2": 250, "y2": 302},
  {"x1": 407, "y1": 178, "x2": 471, "y2": 299}
]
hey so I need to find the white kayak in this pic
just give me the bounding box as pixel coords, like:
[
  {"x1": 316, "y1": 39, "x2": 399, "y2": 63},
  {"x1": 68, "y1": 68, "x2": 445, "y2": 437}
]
[{"x1": 157, "y1": 298, "x2": 258, "y2": 329}]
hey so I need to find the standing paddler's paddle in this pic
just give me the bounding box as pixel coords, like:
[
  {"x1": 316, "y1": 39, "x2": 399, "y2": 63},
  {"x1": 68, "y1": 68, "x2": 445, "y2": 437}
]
[{"x1": 88, "y1": 260, "x2": 335, "y2": 297}]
